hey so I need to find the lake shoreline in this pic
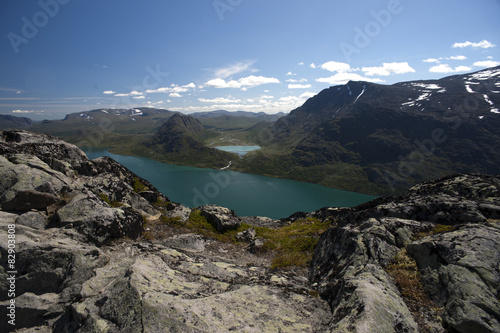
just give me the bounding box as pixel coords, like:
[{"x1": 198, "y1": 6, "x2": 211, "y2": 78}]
[{"x1": 84, "y1": 149, "x2": 377, "y2": 219}]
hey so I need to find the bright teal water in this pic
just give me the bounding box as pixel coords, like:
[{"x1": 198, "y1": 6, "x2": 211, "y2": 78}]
[
  {"x1": 215, "y1": 145, "x2": 261, "y2": 155},
  {"x1": 84, "y1": 150, "x2": 376, "y2": 219}
]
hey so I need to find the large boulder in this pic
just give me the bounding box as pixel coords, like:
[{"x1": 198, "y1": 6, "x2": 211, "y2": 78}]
[
  {"x1": 56, "y1": 193, "x2": 143, "y2": 245},
  {"x1": 198, "y1": 204, "x2": 241, "y2": 231}
]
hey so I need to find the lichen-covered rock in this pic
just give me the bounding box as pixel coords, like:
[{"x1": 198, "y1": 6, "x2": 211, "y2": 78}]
[
  {"x1": 310, "y1": 218, "x2": 423, "y2": 332},
  {"x1": 162, "y1": 233, "x2": 207, "y2": 252},
  {"x1": 407, "y1": 223, "x2": 500, "y2": 333},
  {"x1": 199, "y1": 204, "x2": 241, "y2": 231},
  {"x1": 55, "y1": 193, "x2": 143, "y2": 245},
  {"x1": 73, "y1": 249, "x2": 332, "y2": 332},
  {"x1": 15, "y1": 211, "x2": 48, "y2": 230},
  {"x1": 310, "y1": 173, "x2": 500, "y2": 332},
  {"x1": 236, "y1": 227, "x2": 256, "y2": 242}
]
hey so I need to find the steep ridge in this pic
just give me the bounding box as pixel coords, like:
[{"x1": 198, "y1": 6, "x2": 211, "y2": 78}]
[
  {"x1": 243, "y1": 66, "x2": 500, "y2": 195},
  {"x1": 0, "y1": 131, "x2": 499, "y2": 332}
]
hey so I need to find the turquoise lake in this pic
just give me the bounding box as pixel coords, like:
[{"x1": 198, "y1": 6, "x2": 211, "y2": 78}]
[{"x1": 84, "y1": 150, "x2": 376, "y2": 219}]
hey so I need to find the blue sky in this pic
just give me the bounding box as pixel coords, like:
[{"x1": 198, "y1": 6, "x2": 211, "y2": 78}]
[{"x1": 1, "y1": 0, "x2": 499, "y2": 120}]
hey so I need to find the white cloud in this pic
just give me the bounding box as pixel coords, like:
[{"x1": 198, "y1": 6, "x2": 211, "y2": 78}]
[
  {"x1": 239, "y1": 75, "x2": 280, "y2": 87},
  {"x1": 316, "y1": 72, "x2": 384, "y2": 85},
  {"x1": 310, "y1": 63, "x2": 317, "y2": 69},
  {"x1": 288, "y1": 83, "x2": 312, "y2": 89},
  {"x1": 146, "y1": 83, "x2": 196, "y2": 94},
  {"x1": 133, "y1": 96, "x2": 145, "y2": 99},
  {"x1": 299, "y1": 91, "x2": 316, "y2": 99},
  {"x1": 447, "y1": 55, "x2": 467, "y2": 61},
  {"x1": 114, "y1": 93, "x2": 129, "y2": 97},
  {"x1": 146, "y1": 87, "x2": 170, "y2": 94},
  {"x1": 297, "y1": 62, "x2": 304, "y2": 66},
  {"x1": 205, "y1": 75, "x2": 280, "y2": 89},
  {"x1": 473, "y1": 60, "x2": 500, "y2": 68},
  {"x1": 422, "y1": 58, "x2": 440, "y2": 63},
  {"x1": 205, "y1": 78, "x2": 240, "y2": 89},
  {"x1": 362, "y1": 62, "x2": 415, "y2": 76},
  {"x1": 213, "y1": 60, "x2": 256, "y2": 78},
  {"x1": 286, "y1": 71, "x2": 296, "y2": 76},
  {"x1": 198, "y1": 97, "x2": 242, "y2": 103},
  {"x1": 452, "y1": 40, "x2": 495, "y2": 49},
  {"x1": 429, "y1": 64, "x2": 472, "y2": 73},
  {"x1": 129, "y1": 91, "x2": 143, "y2": 96},
  {"x1": 103, "y1": 90, "x2": 116, "y2": 95},
  {"x1": 260, "y1": 95, "x2": 274, "y2": 99},
  {"x1": 169, "y1": 93, "x2": 182, "y2": 98},
  {"x1": 12, "y1": 109, "x2": 44, "y2": 114},
  {"x1": 320, "y1": 61, "x2": 351, "y2": 72}
]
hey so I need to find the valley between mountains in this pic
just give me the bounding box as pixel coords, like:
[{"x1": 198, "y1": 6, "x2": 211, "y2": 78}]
[{"x1": 22, "y1": 66, "x2": 500, "y2": 196}]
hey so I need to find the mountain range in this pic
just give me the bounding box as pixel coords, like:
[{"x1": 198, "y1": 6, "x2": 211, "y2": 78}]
[
  {"x1": 238, "y1": 66, "x2": 500, "y2": 194},
  {"x1": 1, "y1": 66, "x2": 499, "y2": 195}
]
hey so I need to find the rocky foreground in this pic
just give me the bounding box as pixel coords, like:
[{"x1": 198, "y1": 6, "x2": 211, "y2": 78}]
[{"x1": 0, "y1": 130, "x2": 499, "y2": 333}]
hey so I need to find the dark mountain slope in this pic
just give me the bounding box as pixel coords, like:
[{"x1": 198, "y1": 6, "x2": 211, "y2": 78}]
[
  {"x1": 0, "y1": 115, "x2": 32, "y2": 129},
  {"x1": 146, "y1": 113, "x2": 234, "y2": 168},
  {"x1": 240, "y1": 66, "x2": 500, "y2": 195}
]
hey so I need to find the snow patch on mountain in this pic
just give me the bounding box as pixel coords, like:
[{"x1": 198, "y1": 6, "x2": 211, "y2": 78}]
[{"x1": 411, "y1": 83, "x2": 442, "y2": 90}]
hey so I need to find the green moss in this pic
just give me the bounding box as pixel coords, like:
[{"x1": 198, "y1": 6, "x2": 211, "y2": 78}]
[
  {"x1": 133, "y1": 177, "x2": 149, "y2": 193},
  {"x1": 99, "y1": 193, "x2": 111, "y2": 205},
  {"x1": 160, "y1": 215, "x2": 182, "y2": 226},
  {"x1": 414, "y1": 224, "x2": 455, "y2": 240},
  {"x1": 153, "y1": 197, "x2": 170, "y2": 208},
  {"x1": 98, "y1": 193, "x2": 124, "y2": 208},
  {"x1": 432, "y1": 224, "x2": 454, "y2": 234}
]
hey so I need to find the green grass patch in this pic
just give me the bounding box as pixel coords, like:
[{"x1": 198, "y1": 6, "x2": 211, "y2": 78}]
[
  {"x1": 162, "y1": 209, "x2": 253, "y2": 243},
  {"x1": 385, "y1": 249, "x2": 443, "y2": 331},
  {"x1": 153, "y1": 197, "x2": 170, "y2": 208},
  {"x1": 133, "y1": 177, "x2": 149, "y2": 193},
  {"x1": 254, "y1": 217, "x2": 331, "y2": 269},
  {"x1": 414, "y1": 224, "x2": 455, "y2": 240},
  {"x1": 160, "y1": 210, "x2": 331, "y2": 269},
  {"x1": 99, "y1": 193, "x2": 111, "y2": 205}
]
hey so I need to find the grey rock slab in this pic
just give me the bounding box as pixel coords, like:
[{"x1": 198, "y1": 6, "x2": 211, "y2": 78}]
[{"x1": 407, "y1": 223, "x2": 500, "y2": 333}]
